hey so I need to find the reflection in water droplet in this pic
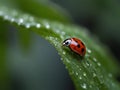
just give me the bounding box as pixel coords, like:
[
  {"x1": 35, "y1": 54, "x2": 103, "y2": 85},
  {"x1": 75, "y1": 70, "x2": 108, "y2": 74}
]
[{"x1": 81, "y1": 83, "x2": 87, "y2": 89}]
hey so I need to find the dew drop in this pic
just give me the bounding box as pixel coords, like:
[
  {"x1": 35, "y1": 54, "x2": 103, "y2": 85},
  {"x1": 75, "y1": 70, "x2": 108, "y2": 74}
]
[
  {"x1": 25, "y1": 23, "x2": 30, "y2": 28},
  {"x1": 93, "y1": 73, "x2": 96, "y2": 77},
  {"x1": 81, "y1": 83, "x2": 87, "y2": 89},
  {"x1": 45, "y1": 23, "x2": 50, "y2": 29},
  {"x1": 93, "y1": 58, "x2": 97, "y2": 62},
  {"x1": 11, "y1": 18, "x2": 15, "y2": 22},
  {"x1": 66, "y1": 59, "x2": 70, "y2": 63},
  {"x1": 36, "y1": 23, "x2": 41, "y2": 28},
  {"x1": 62, "y1": 51, "x2": 66, "y2": 55},
  {"x1": 79, "y1": 76, "x2": 82, "y2": 80},
  {"x1": 19, "y1": 18, "x2": 24, "y2": 24},
  {"x1": 49, "y1": 36, "x2": 53, "y2": 40},
  {"x1": 97, "y1": 62, "x2": 101, "y2": 66},
  {"x1": 86, "y1": 61, "x2": 90, "y2": 67},
  {"x1": 83, "y1": 72, "x2": 86, "y2": 77},
  {"x1": 79, "y1": 68, "x2": 81, "y2": 71},
  {"x1": 87, "y1": 49, "x2": 91, "y2": 54},
  {"x1": 76, "y1": 72, "x2": 78, "y2": 76}
]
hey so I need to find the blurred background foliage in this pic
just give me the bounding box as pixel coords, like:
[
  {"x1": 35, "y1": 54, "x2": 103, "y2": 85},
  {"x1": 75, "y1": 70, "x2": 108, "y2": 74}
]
[{"x1": 0, "y1": 0, "x2": 120, "y2": 90}]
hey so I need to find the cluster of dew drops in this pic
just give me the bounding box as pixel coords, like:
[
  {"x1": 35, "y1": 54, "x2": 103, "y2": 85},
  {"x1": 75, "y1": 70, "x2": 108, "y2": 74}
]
[
  {"x1": 62, "y1": 45, "x2": 112, "y2": 89},
  {"x1": 0, "y1": 7, "x2": 66, "y2": 41},
  {"x1": 0, "y1": 7, "x2": 52, "y2": 30}
]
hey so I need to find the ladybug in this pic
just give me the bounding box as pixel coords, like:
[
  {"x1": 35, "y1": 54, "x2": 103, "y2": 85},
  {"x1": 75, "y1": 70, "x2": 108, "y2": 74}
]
[{"x1": 62, "y1": 38, "x2": 86, "y2": 56}]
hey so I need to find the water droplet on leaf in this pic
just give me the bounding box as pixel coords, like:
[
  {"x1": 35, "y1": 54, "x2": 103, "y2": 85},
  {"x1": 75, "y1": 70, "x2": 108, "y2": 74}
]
[
  {"x1": 97, "y1": 62, "x2": 101, "y2": 66},
  {"x1": 87, "y1": 49, "x2": 91, "y2": 54},
  {"x1": 63, "y1": 51, "x2": 66, "y2": 55},
  {"x1": 76, "y1": 72, "x2": 78, "y2": 76},
  {"x1": 81, "y1": 83, "x2": 87, "y2": 89},
  {"x1": 36, "y1": 23, "x2": 41, "y2": 28},
  {"x1": 25, "y1": 23, "x2": 30, "y2": 28},
  {"x1": 83, "y1": 72, "x2": 86, "y2": 77},
  {"x1": 19, "y1": 18, "x2": 24, "y2": 23},
  {"x1": 79, "y1": 76, "x2": 82, "y2": 80}
]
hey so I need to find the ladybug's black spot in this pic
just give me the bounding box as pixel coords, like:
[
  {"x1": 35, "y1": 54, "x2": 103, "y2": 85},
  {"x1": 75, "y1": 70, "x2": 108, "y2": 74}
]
[
  {"x1": 81, "y1": 48, "x2": 84, "y2": 52},
  {"x1": 77, "y1": 44, "x2": 80, "y2": 48}
]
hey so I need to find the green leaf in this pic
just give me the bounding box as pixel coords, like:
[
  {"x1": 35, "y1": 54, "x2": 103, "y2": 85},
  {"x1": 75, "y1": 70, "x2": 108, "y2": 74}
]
[
  {"x1": 0, "y1": 4, "x2": 120, "y2": 90},
  {"x1": 0, "y1": 19, "x2": 10, "y2": 90}
]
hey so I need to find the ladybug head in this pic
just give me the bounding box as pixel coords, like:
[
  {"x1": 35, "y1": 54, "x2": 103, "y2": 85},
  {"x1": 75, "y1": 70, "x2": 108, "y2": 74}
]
[{"x1": 62, "y1": 38, "x2": 72, "y2": 47}]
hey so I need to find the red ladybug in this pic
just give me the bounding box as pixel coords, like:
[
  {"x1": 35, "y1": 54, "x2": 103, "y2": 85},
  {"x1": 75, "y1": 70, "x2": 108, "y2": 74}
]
[{"x1": 62, "y1": 38, "x2": 86, "y2": 56}]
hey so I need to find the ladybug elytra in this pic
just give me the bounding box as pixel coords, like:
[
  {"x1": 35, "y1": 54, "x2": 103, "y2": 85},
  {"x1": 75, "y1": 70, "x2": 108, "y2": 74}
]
[{"x1": 62, "y1": 38, "x2": 86, "y2": 56}]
